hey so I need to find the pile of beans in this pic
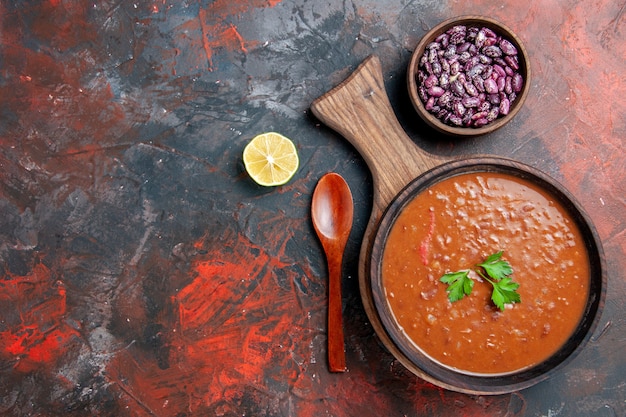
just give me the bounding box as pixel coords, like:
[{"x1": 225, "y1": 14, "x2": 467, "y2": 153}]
[{"x1": 416, "y1": 25, "x2": 524, "y2": 128}]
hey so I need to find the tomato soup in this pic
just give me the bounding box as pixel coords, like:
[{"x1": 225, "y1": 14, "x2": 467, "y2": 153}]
[{"x1": 381, "y1": 172, "x2": 590, "y2": 374}]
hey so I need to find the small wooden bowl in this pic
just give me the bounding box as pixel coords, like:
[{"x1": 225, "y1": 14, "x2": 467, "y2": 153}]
[{"x1": 407, "y1": 16, "x2": 531, "y2": 136}]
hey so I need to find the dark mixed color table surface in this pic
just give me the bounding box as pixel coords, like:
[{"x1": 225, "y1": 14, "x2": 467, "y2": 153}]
[{"x1": 1, "y1": 1, "x2": 625, "y2": 416}]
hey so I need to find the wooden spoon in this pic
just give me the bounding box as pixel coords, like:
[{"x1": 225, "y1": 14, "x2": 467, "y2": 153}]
[{"x1": 311, "y1": 173, "x2": 354, "y2": 372}]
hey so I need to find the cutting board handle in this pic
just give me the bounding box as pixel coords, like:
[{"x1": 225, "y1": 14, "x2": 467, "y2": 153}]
[{"x1": 310, "y1": 55, "x2": 442, "y2": 214}]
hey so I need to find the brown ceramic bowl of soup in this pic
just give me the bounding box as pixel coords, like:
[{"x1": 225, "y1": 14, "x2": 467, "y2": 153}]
[
  {"x1": 407, "y1": 16, "x2": 531, "y2": 136},
  {"x1": 369, "y1": 157, "x2": 605, "y2": 394}
]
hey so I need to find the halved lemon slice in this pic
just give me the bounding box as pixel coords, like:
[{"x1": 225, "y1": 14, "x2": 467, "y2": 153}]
[{"x1": 243, "y1": 132, "x2": 299, "y2": 186}]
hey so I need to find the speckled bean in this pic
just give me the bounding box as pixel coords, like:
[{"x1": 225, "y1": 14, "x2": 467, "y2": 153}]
[
  {"x1": 478, "y1": 100, "x2": 491, "y2": 112},
  {"x1": 431, "y1": 60, "x2": 442, "y2": 75},
  {"x1": 441, "y1": 58, "x2": 451, "y2": 73},
  {"x1": 457, "y1": 42, "x2": 471, "y2": 53},
  {"x1": 496, "y1": 76, "x2": 506, "y2": 92},
  {"x1": 487, "y1": 107, "x2": 500, "y2": 121},
  {"x1": 499, "y1": 97, "x2": 510, "y2": 115},
  {"x1": 463, "y1": 81, "x2": 478, "y2": 97},
  {"x1": 493, "y1": 64, "x2": 506, "y2": 79},
  {"x1": 473, "y1": 117, "x2": 489, "y2": 127},
  {"x1": 450, "y1": 79, "x2": 465, "y2": 96},
  {"x1": 424, "y1": 74, "x2": 438, "y2": 89},
  {"x1": 505, "y1": 55, "x2": 519, "y2": 70},
  {"x1": 484, "y1": 78, "x2": 498, "y2": 94},
  {"x1": 450, "y1": 61, "x2": 461, "y2": 76},
  {"x1": 438, "y1": 91, "x2": 453, "y2": 106},
  {"x1": 488, "y1": 93, "x2": 501, "y2": 105},
  {"x1": 448, "y1": 25, "x2": 467, "y2": 44},
  {"x1": 505, "y1": 76, "x2": 513, "y2": 95},
  {"x1": 439, "y1": 72, "x2": 450, "y2": 89},
  {"x1": 467, "y1": 63, "x2": 484, "y2": 78},
  {"x1": 425, "y1": 96, "x2": 436, "y2": 110},
  {"x1": 512, "y1": 73, "x2": 523, "y2": 93},
  {"x1": 473, "y1": 76, "x2": 485, "y2": 92},
  {"x1": 435, "y1": 33, "x2": 449, "y2": 47},
  {"x1": 483, "y1": 45, "x2": 503, "y2": 58},
  {"x1": 449, "y1": 115, "x2": 463, "y2": 126},
  {"x1": 500, "y1": 39, "x2": 518, "y2": 55},
  {"x1": 453, "y1": 100, "x2": 466, "y2": 116},
  {"x1": 462, "y1": 96, "x2": 481, "y2": 108},
  {"x1": 428, "y1": 86, "x2": 445, "y2": 97}
]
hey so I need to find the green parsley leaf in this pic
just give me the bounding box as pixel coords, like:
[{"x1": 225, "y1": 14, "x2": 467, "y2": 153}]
[
  {"x1": 440, "y1": 270, "x2": 474, "y2": 302},
  {"x1": 477, "y1": 251, "x2": 513, "y2": 280},
  {"x1": 438, "y1": 251, "x2": 521, "y2": 311},
  {"x1": 490, "y1": 277, "x2": 521, "y2": 311}
]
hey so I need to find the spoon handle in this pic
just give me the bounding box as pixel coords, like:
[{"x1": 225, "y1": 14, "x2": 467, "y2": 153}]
[{"x1": 327, "y1": 245, "x2": 347, "y2": 372}]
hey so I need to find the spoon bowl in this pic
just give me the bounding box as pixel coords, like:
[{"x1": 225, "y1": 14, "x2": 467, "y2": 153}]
[{"x1": 312, "y1": 173, "x2": 354, "y2": 372}]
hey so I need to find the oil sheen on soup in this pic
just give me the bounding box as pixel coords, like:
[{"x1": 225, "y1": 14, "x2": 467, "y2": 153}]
[{"x1": 382, "y1": 172, "x2": 590, "y2": 374}]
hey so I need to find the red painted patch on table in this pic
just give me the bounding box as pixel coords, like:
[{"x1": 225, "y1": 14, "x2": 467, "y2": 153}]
[
  {"x1": 0, "y1": 4, "x2": 134, "y2": 208},
  {"x1": 0, "y1": 263, "x2": 80, "y2": 372},
  {"x1": 105, "y1": 230, "x2": 315, "y2": 413},
  {"x1": 173, "y1": 0, "x2": 284, "y2": 71}
]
